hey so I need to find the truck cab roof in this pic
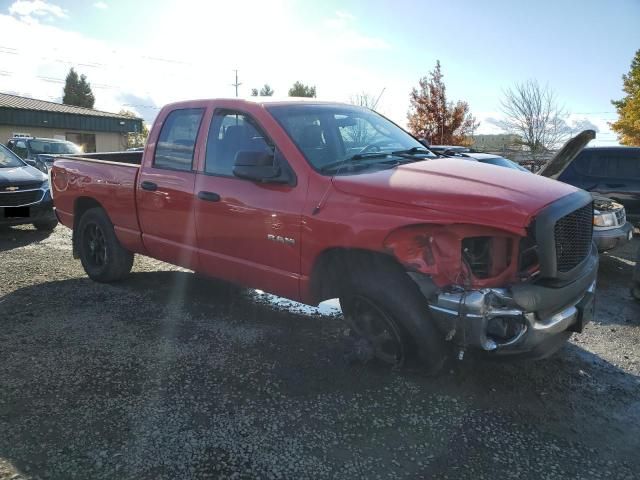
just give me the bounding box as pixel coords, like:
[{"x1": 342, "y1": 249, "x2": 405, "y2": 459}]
[{"x1": 160, "y1": 97, "x2": 354, "y2": 111}]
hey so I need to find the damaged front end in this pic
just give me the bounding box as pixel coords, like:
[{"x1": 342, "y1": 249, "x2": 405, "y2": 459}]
[{"x1": 385, "y1": 190, "x2": 598, "y2": 358}]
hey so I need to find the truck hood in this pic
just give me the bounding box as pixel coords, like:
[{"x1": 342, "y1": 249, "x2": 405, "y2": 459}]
[
  {"x1": 537, "y1": 129, "x2": 596, "y2": 179},
  {"x1": 0, "y1": 164, "x2": 46, "y2": 188},
  {"x1": 332, "y1": 158, "x2": 579, "y2": 230}
]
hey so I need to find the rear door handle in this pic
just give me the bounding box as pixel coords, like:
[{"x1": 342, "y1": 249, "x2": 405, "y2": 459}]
[
  {"x1": 141, "y1": 181, "x2": 157, "y2": 191},
  {"x1": 197, "y1": 191, "x2": 221, "y2": 202}
]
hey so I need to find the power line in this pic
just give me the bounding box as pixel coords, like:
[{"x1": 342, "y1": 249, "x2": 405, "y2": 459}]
[{"x1": 0, "y1": 44, "x2": 196, "y2": 69}]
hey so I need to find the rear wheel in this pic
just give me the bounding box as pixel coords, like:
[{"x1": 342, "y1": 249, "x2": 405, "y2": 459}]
[
  {"x1": 77, "y1": 208, "x2": 133, "y2": 282},
  {"x1": 338, "y1": 254, "x2": 448, "y2": 373}
]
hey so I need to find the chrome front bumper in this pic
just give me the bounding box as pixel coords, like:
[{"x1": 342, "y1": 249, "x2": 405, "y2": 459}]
[
  {"x1": 424, "y1": 240, "x2": 599, "y2": 356},
  {"x1": 427, "y1": 281, "x2": 595, "y2": 355}
]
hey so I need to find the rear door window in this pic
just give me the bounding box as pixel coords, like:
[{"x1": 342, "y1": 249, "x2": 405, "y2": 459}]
[{"x1": 154, "y1": 108, "x2": 205, "y2": 171}]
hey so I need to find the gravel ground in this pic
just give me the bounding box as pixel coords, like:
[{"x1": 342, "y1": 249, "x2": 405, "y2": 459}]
[{"x1": 1, "y1": 224, "x2": 639, "y2": 480}]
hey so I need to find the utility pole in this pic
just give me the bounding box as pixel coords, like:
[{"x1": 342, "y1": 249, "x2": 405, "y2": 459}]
[
  {"x1": 373, "y1": 87, "x2": 386, "y2": 110},
  {"x1": 232, "y1": 69, "x2": 242, "y2": 97}
]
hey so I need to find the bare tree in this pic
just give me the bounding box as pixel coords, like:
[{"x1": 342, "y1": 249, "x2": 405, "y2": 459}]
[
  {"x1": 346, "y1": 92, "x2": 380, "y2": 145},
  {"x1": 349, "y1": 92, "x2": 377, "y2": 109},
  {"x1": 499, "y1": 80, "x2": 570, "y2": 155}
]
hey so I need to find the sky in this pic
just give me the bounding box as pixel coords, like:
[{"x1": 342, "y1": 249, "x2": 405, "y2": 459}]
[{"x1": 0, "y1": 0, "x2": 638, "y2": 145}]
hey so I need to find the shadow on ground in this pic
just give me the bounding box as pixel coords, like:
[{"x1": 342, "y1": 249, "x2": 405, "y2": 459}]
[
  {"x1": 0, "y1": 226, "x2": 53, "y2": 253},
  {"x1": 1, "y1": 268, "x2": 639, "y2": 478}
]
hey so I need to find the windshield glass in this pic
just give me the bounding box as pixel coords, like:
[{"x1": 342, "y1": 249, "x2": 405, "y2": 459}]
[
  {"x1": 268, "y1": 104, "x2": 435, "y2": 173},
  {"x1": 27, "y1": 139, "x2": 81, "y2": 155},
  {"x1": 0, "y1": 144, "x2": 25, "y2": 168}
]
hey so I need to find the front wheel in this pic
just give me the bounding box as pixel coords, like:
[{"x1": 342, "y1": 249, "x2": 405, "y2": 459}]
[
  {"x1": 77, "y1": 208, "x2": 134, "y2": 282},
  {"x1": 338, "y1": 254, "x2": 448, "y2": 373},
  {"x1": 340, "y1": 294, "x2": 408, "y2": 367}
]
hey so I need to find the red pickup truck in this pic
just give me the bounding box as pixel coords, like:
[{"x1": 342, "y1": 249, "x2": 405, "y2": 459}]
[{"x1": 51, "y1": 98, "x2": 598, "y2": 372}]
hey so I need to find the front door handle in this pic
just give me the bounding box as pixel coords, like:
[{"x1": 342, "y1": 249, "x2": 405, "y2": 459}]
[
  {"x1": 141, "y1": 181, "x2": 158, "y2": 191},
  {"x1": 197, "y1": 191, "x2": 221, "y2": 202}
]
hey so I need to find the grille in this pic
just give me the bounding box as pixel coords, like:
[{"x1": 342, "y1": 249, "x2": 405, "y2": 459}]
[
  {"x1": 615, "y1": 208, "x2": 626, "y2": 226},
  {"x1": 554, "y1": 203, "x2": 593, "y2": 273},
  {"x1": 0, "y1": 190, "x2": 42, "y2": 207},
  {"x1": 1, "y1": 183, "x2": 41, "y2": 191}
]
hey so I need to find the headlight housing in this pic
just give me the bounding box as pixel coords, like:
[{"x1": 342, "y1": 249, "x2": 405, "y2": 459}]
[
  {"x1": 383, "y1": 224, "x2": 520, "y2": 288},
  {"x1": 593, "y1": 210, "x2": 616, "y2": 228}
]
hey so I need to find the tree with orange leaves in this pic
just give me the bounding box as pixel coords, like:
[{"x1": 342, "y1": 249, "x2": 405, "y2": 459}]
[{"x1": 407, "y1": 61, "x2": 478, "y2": 146}]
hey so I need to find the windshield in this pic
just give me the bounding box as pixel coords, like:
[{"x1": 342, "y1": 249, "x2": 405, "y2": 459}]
[
  {"x1": 0, "y1": 144, "x2": 25, "y2": 168},
  {"x1": 27, "y1": 139, "x2": 81, "y2": 155},
  {"x1": 479, "y1": 156, "x2": 529, "y2": 172},
  {"x1": 268, "y1": 104, "x2": 435, "y2": 174}
]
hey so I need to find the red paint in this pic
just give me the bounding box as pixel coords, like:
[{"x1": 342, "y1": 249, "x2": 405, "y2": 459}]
[{"x1": 52, "y1": 99, "x2": 582, "y2": 305}]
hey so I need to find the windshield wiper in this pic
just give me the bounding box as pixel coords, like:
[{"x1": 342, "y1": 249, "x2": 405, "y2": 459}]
[
  {"x1": 391, "y1": 147, "x2": 432, "y2": 156},
  {"x1": 319, "y1": 152, "x2": 392, "y2": 173}
]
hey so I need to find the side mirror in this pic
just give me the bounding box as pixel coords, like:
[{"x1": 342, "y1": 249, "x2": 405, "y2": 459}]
[
  {"x1": 24, "y1": 158, "x2": 37, "y2": 166},
  {"x1": 419, "y1": 138, "x2": 430, "y2": 148},
  {"x1": 233, "y1": 150, "x2": 284, "y2": 183}
]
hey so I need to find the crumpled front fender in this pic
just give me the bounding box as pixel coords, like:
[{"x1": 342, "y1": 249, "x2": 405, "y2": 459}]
[{"x1": 383, "y1": 224, "x2": 524, "y2": 288}]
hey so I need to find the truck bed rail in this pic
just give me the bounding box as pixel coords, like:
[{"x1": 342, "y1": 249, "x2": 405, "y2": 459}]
[{"x1": 61, "y1": 151, "x2": 143, "y2": 166}]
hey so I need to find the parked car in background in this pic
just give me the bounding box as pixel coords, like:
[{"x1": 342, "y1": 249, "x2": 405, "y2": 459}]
[
  {"x1": 0, "y1": 143, "x2": 57, "y2": 230},
  {"x1": 51, "y1": 98, "x2": 597, "y2": 371},
  {"x1": 554, "y1": 147, "x2": 640, "y2": 221},
  {"x1": 457, "y1": 152, "x2": 530, "y2": 172},
  {"x1": 442, "y1": 134, "x2": 634, "y2": 253},
  {"x1": 427, "y1": 145, "x2": 471, "y2": 155},
  {"x1": 6, "y1": 137, "x2": 81, "y2": 173}
]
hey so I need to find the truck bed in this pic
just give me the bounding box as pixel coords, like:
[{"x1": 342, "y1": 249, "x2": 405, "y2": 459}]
[{"x1": 51, "y1": 153, "x2": 142, "y2": 253}]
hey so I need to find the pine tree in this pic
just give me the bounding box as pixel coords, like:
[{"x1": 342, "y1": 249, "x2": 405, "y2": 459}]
[
  {"x1": 288, "y1": 81, "x2": 316, "y2": 98},
  {"x1": 260, "y1": 84, "x2": 274, "y2": 96},
  {"x1": 611, "y1": 49, "x2": 640, "y2": 146},
  {"x1": 407, "y1": 61, "x2": 478, "y2": 145},
  {"x1": 250, "y1": 85, "x2": 274, "y2": 97},
  {"x1": 62, "y1": 68, "x2": 95, "y2": 108}
]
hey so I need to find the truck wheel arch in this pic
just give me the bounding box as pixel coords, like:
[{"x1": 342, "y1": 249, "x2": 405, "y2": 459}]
[{"x1": 309, "y1": 248, "x2": 404, "y2": 304}]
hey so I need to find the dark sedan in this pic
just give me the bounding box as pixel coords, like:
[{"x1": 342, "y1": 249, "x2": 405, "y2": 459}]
[{"x1": 0, "y1": 144, "x2": 57, "y2": 230}]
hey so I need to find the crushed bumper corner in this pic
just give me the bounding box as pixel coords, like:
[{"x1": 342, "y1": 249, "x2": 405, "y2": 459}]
[{"x1": 426, "y1": 247, "x2": 598, "y2": 357}]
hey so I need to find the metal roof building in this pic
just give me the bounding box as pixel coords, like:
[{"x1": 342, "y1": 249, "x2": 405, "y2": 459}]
[{"x1": 0, "y1": 92, "x2": 143, "y2": 153}]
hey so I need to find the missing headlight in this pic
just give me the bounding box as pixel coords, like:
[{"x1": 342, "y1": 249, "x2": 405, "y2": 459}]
[{"x1": 462, "y1": 237, "x2": 492, "y2": 278}]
